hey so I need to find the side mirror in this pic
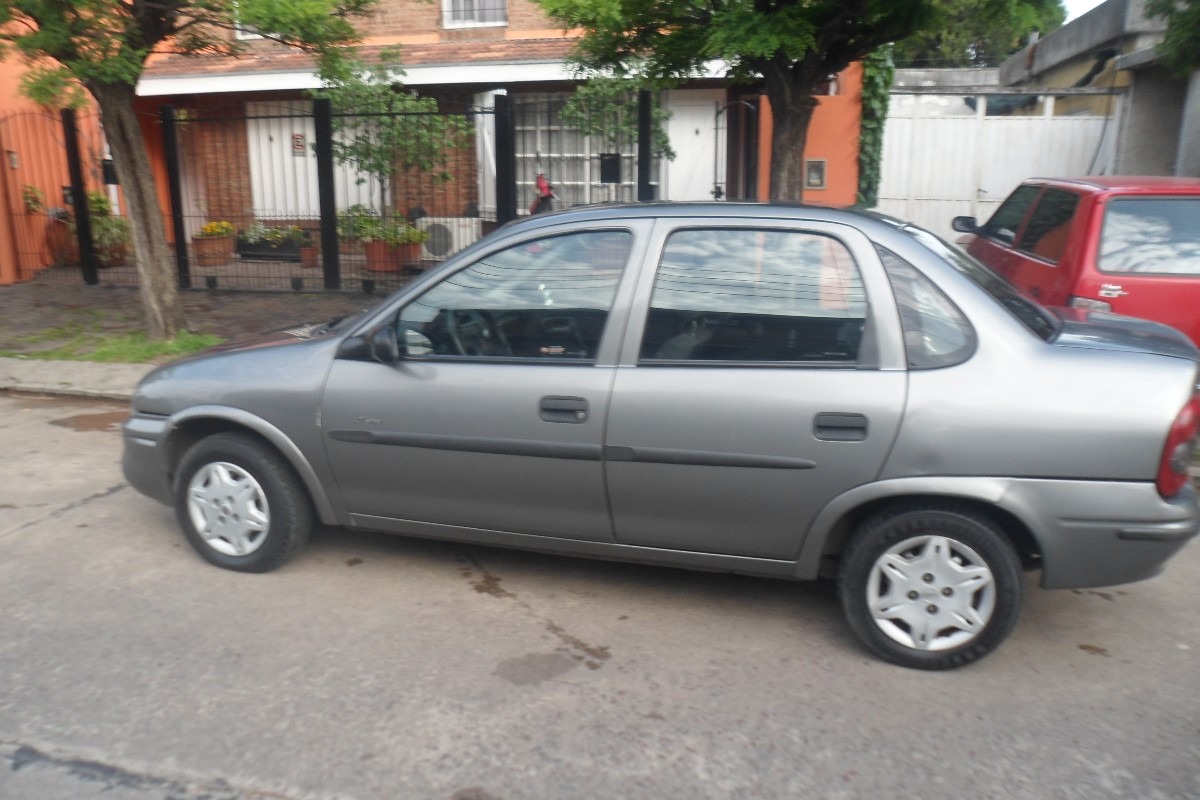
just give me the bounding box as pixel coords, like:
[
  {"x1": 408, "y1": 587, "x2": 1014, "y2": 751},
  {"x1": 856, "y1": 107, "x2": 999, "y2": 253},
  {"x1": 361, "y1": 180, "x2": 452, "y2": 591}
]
[
  {"x1": 369, "y1": 323, "x2": 401, "y2": 364},
  {"x1": 951, "y1": 216, "x2": 979, "y2": 234},
  {"x1": 334, "y1": 323, "x2": 401, "y2": 364}
]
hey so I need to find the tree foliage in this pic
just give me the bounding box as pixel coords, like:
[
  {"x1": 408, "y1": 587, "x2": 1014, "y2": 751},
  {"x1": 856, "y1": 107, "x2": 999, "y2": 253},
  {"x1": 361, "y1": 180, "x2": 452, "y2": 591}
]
[
  {"x1": 314, "y1": 49, "x2": 473, "y2": 212},
  {"x1": 559, "y1": 76, "x2": 674, "y2": 160},
  {"x1": 1149, "y1": 0, "x2": 1200, "y2": 75},
  {"x1": 0, "y1": 0, "x2": 372, "y2": 338},
  {"x1": 893, "y1": 0, "x2": 1065, "y2": 67},
  {"x1": 537, "y1": 0, "x2": 935, "y2": 201}
]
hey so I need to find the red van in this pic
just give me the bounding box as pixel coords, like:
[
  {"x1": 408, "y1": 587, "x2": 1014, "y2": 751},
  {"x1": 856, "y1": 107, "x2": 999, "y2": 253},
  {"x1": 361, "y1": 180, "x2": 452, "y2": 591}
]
[{"x1": 952, "y1": 177, "x2": 1200, "y2": 345}]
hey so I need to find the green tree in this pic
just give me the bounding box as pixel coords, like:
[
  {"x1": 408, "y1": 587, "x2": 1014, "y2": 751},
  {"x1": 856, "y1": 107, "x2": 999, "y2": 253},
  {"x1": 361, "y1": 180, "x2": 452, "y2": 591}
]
[
  {"x1": 313, "y1": 49, "x2": 473, "y2": 215},
  {"x1": 536, "y1": 0, "x2": 934, "y2": 200},
  {"x1": 1149, "y1": 0, "x2": 1200, "y2": 74},
  {"x1": 894, "y1": 0, "x2": 1065, "y2": 67},
  {"x1": 0, "y1": 0, "x2": 372, "y2": 338}
]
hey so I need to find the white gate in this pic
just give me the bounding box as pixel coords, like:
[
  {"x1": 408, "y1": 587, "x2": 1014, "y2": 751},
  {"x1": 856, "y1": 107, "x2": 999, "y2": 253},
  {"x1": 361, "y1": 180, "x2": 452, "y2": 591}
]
[{"x1": 874, "y1": 91, "x2": 1118, "y2": 239}]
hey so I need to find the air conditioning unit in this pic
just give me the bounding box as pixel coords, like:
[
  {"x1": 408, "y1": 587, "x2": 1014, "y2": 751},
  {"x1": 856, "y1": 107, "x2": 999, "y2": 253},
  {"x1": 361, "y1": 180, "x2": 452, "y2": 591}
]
[{"x1": 416, "y1": 217, "x2": 482, "y2": 261}]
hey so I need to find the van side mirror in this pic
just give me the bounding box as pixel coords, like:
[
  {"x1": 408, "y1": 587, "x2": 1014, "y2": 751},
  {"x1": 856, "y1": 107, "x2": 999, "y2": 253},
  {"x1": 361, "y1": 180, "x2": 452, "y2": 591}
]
[{"x1": 951, "y1": 216, "x2": 979, "y2": 234}]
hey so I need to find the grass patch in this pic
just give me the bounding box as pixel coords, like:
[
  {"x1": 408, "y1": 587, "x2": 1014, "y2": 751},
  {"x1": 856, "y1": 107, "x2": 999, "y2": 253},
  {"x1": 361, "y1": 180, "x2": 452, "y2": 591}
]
[{"x1": 0, "y1": 329, "x2": 223, "y2": 363}]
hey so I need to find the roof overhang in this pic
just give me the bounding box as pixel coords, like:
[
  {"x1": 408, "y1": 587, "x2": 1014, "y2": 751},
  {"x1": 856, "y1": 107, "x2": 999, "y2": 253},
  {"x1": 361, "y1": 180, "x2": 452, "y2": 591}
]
[{"x1": 137, "y1": 61, "x2": 580, "y2": 96}]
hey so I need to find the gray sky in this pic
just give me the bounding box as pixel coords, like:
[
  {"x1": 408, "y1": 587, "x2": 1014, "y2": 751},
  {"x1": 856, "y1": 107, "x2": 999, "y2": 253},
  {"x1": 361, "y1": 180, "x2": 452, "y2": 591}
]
[{"x1": 1064, "y1": 0, "x2": 1105, "y2": 22}]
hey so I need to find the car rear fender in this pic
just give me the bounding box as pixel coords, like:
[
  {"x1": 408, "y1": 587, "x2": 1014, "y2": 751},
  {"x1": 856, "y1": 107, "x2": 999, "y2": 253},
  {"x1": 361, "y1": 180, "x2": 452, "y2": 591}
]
[
  {"x1": 166, "y1": 405, "x2": 341, "y2": 526},
  {"x1": 795, "y1": 477, "x2": 1016, "y2": 580}
]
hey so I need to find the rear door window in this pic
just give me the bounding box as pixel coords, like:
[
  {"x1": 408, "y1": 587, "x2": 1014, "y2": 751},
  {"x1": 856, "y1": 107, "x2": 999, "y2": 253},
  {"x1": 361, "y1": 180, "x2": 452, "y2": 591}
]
[
  {"x1": 982, "y1": 184, "x2": 1040, "y2": 245},
  {"x1": 639, "y1": 228, "x2": 868, "y2": 364},
  {"x1": 1099, "y1": 197, "x2": 1200, "y2": 275},
  {"x1": 1016, "y1": 189, "x2": 1080, "y2": 264}
]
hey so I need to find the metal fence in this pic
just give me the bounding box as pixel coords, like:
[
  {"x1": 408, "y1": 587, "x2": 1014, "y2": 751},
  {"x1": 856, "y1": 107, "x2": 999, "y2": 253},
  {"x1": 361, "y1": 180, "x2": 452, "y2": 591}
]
[{"x1": 158, "y1": 95, "x2": 506, "y2": 295}]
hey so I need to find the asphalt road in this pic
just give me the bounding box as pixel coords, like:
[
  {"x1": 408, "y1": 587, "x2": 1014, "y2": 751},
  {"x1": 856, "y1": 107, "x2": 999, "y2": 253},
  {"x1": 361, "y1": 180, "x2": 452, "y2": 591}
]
[{"x1": 1, "y1": 392, "x2": 1197, "y2": 800}]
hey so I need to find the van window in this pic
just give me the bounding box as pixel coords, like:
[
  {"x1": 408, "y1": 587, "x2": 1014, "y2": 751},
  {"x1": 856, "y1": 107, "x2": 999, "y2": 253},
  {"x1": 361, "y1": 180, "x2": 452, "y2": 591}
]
[
  {"x1": 983, "y1": 184, "x2": 1039, "y2": 244},
  {"x1": 1017, "y1": 189, "x2": 1079, "y2": 264},
  {"x1": 1098, "y1": 197, "x2": 1200, "y2": 275}
]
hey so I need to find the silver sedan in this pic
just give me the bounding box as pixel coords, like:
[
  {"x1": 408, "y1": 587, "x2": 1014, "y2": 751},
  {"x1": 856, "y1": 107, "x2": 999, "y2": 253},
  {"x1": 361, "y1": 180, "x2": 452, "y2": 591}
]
[{"x1": 123, "y1": 204, "x2": 1200, "y2": 669}]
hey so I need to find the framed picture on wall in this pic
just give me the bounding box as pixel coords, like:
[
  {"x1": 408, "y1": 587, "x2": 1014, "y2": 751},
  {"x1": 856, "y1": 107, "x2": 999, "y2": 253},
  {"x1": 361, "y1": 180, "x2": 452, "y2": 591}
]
[{"x1": 805, "y1": 159, "x2": 827, "y2": 190}]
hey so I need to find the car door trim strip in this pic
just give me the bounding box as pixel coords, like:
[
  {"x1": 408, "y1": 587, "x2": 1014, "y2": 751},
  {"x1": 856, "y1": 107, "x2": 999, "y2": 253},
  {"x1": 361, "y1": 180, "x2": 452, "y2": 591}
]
[{"x1": 329, "y1": 430, "x2": 816, "y2": 470}]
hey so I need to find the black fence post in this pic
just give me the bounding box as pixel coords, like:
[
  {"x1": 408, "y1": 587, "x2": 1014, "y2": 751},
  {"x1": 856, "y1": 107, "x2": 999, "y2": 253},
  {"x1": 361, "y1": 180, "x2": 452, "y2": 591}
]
[
  {"x1": 61, "y1": 108, "x2": 98, "y2": 285},
  {"x1": 494, "y1": 94, "x2": 517, "y2": 225},
  {"x1": 160, "y1": 105, "x2": 191, "y2": 289},
  {"x1": 637, "y1": 90, "x2": 654, "y2": 202},
  {"x1": 313, "y1": 98, "x2": 340, "y2": 290}
]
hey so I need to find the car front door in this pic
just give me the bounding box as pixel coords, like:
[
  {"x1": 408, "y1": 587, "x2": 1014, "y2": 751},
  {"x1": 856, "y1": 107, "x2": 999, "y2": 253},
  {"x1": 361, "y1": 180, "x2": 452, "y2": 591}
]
[
  {"x1": 604, "y1": 222, "x2": 908, "y2": 560},
  {"x1": 321, "y1": 225, "x2": 647, "y2": 542},
  {"x1": 967, "y1": 183, "x2": 1041, "y2": 279}
]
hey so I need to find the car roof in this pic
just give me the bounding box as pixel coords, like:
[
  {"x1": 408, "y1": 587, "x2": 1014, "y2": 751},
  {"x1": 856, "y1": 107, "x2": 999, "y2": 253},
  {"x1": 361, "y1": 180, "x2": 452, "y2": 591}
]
[
  {"x1": 501, "y1": 202, "x2": 910, "y2": 238},
  {"x1": 1020, "y1": 176, "x2": 1200, "y2": 195}
]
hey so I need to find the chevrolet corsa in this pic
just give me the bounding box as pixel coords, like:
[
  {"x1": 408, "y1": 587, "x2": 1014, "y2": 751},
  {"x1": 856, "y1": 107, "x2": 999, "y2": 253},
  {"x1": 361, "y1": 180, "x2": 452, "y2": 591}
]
[{"x1": 122, "y1": 204, "x2": 1200, "y2": 670}]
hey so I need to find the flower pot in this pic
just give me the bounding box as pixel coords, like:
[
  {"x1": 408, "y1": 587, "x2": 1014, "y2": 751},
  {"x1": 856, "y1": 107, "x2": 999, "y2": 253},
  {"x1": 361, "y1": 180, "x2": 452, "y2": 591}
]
[
  {"x1": 364, "y1": 241, "x2": 420, "y2": 272},
  {"x1": 299, "y1": 245, "x2": 319, "y2": 269},
  {"x1": 236, "y1": 239, "x2": 301, "y2": 261},
  {"x1": 193, "y1": 234, "x2": 234, "y2": 267}
]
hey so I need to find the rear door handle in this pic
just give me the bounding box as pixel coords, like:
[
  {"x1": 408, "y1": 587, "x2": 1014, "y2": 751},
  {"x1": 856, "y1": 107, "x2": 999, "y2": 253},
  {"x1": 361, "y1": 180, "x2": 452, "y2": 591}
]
[
  {"x1": 540, "y1": 396, "x2": 588, "y2": 424},
  {"x1": 814, "y1": 412, "x2": 868, "y2": 442}
]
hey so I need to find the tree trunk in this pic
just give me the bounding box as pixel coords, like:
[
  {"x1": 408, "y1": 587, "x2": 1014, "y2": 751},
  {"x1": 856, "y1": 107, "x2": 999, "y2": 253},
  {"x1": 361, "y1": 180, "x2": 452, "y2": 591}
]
[
  {"x1": 762, "y1": 80, "x2": 819, "y2": 202},
  {"x1": 88, "y1": 81, "x2": 186, "y2": 340}
]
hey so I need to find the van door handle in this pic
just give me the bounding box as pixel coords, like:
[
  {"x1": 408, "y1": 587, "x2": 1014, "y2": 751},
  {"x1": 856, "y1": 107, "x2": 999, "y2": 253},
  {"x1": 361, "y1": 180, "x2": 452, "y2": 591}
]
[
  {"x1": 540, "y1": 396, "x2": 588, "y2": 423},
  {"x1": 814, "y1": 412, "x2": 868, "y2": 442}
]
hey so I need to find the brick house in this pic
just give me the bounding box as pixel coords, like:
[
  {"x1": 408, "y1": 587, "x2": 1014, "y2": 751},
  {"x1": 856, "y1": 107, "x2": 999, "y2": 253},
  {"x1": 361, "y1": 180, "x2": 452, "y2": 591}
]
[{"x1": 133, "y1": 0, "x2": 865, "y2": 246}]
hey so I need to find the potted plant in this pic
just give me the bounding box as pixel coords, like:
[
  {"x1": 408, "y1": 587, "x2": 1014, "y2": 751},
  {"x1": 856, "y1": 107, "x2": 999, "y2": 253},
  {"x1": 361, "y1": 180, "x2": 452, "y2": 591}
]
[
  {"x1": 360, "y1": 217, "x2": 429, "y2": 272},
  {"x1": 88, "y1": 191, "x2": 131, "y2": 268},
  {"x1": 237, "y1": 222, "x2": 305, "y2": 261},
  {"x1": 299, "y1": 230, "x2": 319, "y2": 269},
  {"x1": 193, "y1": 220, "x2": 235, "y2": 266},
  {"x1": 336, "y1": 205, "x2": 377, "y2": 254}
]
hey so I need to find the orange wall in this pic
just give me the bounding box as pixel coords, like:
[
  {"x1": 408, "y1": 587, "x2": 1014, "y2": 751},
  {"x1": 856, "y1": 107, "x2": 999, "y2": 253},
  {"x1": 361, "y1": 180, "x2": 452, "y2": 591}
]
[{"x1": 757, "y1": 62, "x2": 863, "y2": 206}]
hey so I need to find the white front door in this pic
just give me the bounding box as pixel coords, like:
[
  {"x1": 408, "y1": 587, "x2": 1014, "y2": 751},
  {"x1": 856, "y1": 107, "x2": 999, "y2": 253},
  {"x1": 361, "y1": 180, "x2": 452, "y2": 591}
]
[{"x1": 662, "y1": 89, "x2": 726, "y2": 201}]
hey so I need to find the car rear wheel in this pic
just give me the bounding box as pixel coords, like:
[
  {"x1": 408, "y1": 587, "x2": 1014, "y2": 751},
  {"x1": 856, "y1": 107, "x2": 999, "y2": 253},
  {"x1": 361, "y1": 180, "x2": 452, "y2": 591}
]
[
  {"x1": 838, "y1": 505, "x2": 1022, "y2": 670},
  {"x1": 174, "y1": 433, "x2": 312, "y2": 573}
]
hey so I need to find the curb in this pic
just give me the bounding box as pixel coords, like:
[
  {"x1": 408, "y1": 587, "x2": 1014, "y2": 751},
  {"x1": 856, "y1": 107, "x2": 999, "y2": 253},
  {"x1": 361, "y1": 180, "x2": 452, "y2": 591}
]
[{"x1": 0, "y1": 357, "x2": 150, "y2": 402}]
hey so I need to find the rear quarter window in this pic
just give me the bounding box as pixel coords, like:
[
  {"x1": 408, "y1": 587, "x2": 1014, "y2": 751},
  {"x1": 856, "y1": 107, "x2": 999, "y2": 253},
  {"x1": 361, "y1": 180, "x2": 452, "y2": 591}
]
[{"x1": 1099, "y1": 197, "x2": 1200, "y2": 275}]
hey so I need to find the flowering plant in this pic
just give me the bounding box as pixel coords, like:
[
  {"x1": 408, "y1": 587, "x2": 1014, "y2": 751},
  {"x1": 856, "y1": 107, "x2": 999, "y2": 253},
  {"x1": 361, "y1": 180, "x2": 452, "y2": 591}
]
[
  {"x1": 239, "y1": 222, "x2": 304, "y2": 245},
  {"x1": 198, "y1": 220, "x2": 234, "y2": 238}
]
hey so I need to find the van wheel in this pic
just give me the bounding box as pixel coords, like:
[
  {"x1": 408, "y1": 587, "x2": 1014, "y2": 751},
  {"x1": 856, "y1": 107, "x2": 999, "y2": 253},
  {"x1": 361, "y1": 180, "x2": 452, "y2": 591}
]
[
  {"x1": 173, "y1": 433, "x2": 311, "y2": 573},
  {"x1": 838, "y1": 505, "x2": 1022, "y2": 670}
]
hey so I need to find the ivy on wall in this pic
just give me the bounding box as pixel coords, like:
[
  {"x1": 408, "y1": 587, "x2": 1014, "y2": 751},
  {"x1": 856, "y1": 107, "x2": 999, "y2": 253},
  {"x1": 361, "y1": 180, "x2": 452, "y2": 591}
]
[{"x1": 857, "y1": 46, "x2": 895, "y2": 208}]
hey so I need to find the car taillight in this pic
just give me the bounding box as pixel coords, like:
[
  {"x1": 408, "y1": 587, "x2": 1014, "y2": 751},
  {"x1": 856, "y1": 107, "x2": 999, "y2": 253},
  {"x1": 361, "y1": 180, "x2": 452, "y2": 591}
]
[
  {"x1": 1157, "y1": 394, "x2": 1200, "y2": 498},
  {"x1": 1068, "y1": 296, "x2": 1112, "y2": 312}
]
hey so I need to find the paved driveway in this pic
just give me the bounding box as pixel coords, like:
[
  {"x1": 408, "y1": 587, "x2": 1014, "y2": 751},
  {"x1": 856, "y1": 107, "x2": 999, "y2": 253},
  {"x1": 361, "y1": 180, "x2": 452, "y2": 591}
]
[{"x1": 1, "y1": 392, "x2": 1197, "y2": 800}]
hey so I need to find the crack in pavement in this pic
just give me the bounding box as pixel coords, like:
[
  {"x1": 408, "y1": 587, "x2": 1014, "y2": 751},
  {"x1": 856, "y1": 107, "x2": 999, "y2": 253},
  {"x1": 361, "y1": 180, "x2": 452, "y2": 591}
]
[
  {"x1": 2, "y1": 741, "x2": 300, "y2": 800},
  {"x1": 0, "y1": 483, "x2": 129, "y2": 540}
]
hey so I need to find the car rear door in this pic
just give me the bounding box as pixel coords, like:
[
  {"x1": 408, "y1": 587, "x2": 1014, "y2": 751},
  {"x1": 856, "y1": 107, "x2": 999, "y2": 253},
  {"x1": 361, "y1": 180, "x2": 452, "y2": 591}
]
[
  {"x1": 321, "y1": 223, "x2": 650, "y2": 542},
  {"x1": 603, "y1": 220, "x2": 908, "y2": 560}
]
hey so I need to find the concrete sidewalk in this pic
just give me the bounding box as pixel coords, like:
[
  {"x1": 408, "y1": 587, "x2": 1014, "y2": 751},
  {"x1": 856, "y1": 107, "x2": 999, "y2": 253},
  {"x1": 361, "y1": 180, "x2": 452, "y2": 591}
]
[{"x1": 0, "y1": 356, "x2": 151, "y2": 401}]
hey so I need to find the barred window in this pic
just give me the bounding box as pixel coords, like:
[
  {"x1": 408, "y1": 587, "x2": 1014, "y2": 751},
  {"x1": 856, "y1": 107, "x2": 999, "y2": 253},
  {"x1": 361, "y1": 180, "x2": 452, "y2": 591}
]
[{"x1": 443, "y1": 0, "x2": 507, "y2": 27}]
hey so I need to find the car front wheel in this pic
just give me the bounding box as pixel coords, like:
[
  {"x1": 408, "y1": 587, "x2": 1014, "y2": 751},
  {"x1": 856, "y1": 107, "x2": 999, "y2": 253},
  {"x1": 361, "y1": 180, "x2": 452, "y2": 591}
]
[
  {"x1": 838, "y1": 505, "x2": 1022, "y2": 670},
  {"x1": 173, "y1": 432, "x2": 312, "y2": 573}
]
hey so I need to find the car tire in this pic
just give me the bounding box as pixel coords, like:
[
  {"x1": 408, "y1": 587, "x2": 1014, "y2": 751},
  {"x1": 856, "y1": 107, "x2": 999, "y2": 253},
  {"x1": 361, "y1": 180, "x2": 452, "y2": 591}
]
[
  {"x1": 838, "y1": 504, "x2": 1022, "y2": 670},
  {"x1": 173, "y1": 432, "x2": 312, "y2": 573}
]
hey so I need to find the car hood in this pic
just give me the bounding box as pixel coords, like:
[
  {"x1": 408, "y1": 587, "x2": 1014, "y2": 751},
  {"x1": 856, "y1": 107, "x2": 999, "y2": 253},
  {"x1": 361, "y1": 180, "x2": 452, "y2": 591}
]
[{"x1": 1049, "y1": 307, "x2": 1199, "y2": 361}]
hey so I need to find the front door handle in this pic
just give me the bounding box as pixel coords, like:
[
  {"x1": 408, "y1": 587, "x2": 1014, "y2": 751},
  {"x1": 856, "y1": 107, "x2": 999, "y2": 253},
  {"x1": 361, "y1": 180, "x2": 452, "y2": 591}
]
[
  {"x1": 541, "y1": 396, "x2": 588, "y2": 424},
  {"x1": 814, "y1": 412, "x2": 868, "y2": 442}
]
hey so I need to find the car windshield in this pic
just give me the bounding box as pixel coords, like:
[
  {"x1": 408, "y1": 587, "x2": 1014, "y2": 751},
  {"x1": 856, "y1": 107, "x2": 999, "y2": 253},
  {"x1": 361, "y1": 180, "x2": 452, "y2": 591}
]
[{"x1": 902, "y1": 224, "x2": 1059, "y2": 341}]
